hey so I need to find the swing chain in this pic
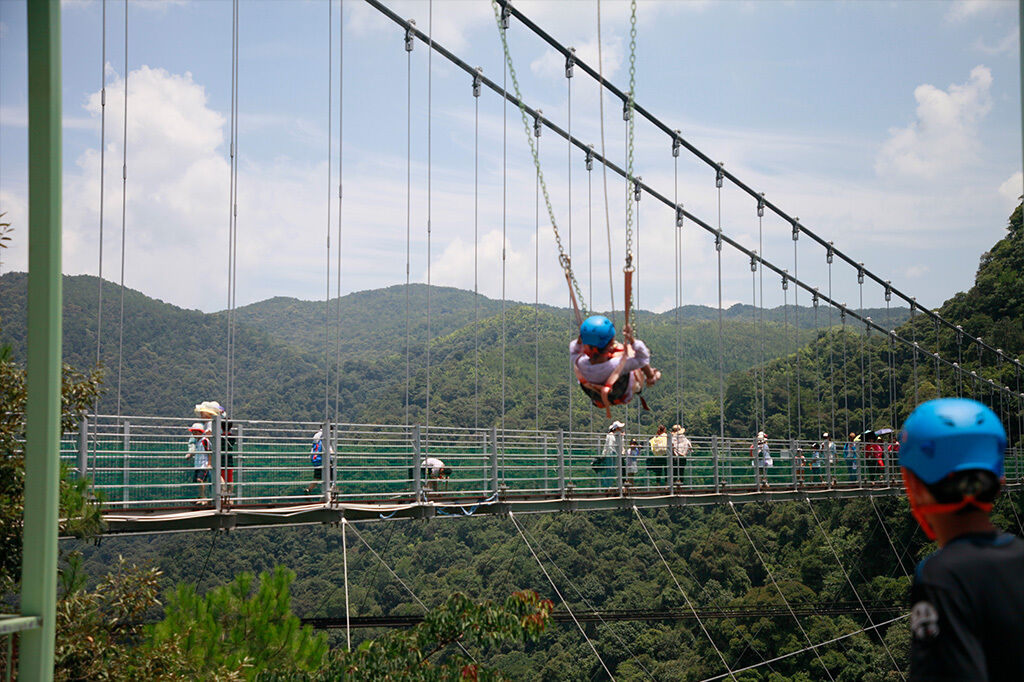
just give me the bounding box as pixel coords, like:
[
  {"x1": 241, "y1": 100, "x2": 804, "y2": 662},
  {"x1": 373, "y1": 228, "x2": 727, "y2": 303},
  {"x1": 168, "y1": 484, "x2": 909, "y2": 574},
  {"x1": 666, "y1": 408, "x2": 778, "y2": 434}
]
[
  {"x1": 623, "y1": 0, "x2": 638, "y2": 327},
  {"x1": 491, "y1": 0, "x2": 587, "y2": 316}
]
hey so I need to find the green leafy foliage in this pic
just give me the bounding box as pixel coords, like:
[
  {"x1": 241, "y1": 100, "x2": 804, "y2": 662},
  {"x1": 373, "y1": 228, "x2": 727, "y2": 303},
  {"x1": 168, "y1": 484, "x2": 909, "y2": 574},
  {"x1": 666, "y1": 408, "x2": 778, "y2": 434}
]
[{"x1": 150, "y1": 565, "x2": 328, "y2": 678}]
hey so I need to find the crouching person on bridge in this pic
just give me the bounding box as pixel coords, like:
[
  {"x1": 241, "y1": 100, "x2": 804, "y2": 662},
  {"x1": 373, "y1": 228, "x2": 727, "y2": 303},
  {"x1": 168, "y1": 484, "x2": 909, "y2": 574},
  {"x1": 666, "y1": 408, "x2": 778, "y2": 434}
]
[{"x1": 899, "y1": 398, "x2": 1024, "y2": 681}]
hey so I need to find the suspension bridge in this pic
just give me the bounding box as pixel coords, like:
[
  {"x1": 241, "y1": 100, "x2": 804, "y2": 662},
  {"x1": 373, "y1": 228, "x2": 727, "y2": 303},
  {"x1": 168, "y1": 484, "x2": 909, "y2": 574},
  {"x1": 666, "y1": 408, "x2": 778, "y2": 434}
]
[{"x1": 9, "y1": 0, "x2": 1024, "y2": 679}]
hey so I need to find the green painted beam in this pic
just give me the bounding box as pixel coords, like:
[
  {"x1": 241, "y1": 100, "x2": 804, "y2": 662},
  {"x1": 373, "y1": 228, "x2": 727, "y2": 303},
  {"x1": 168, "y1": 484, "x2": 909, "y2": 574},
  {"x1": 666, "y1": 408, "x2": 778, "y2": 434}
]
[{"x1": 20, "y1": 0, "x2": 63, "y2": 679}]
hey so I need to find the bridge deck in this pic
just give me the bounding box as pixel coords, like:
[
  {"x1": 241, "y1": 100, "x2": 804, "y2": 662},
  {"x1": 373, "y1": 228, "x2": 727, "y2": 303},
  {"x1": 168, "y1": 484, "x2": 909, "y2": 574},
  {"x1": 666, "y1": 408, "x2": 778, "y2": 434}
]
[{"x1": 65, "y1": 415, "x2": 1024, "y2": 535}]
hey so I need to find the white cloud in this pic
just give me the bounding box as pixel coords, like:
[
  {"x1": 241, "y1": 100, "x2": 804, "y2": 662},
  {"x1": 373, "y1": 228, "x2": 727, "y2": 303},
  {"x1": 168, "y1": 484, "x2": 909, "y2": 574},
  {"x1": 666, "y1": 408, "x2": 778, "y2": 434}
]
[
  {"x1": 531, "y1": 35, "x2": 624, "y2": 82},
  {"x1": 974, "y1": 27, "x2": 1019, "y2": 56},
  {"x1": 998, "y1": 172, "x2": 1022, "y2": 203},
  {"x1": 946, "y1": 0, "x2": 1004, "y2": 22},
  {"x1": 874, "y1": 66, "x2": 993, "y2": 180}
]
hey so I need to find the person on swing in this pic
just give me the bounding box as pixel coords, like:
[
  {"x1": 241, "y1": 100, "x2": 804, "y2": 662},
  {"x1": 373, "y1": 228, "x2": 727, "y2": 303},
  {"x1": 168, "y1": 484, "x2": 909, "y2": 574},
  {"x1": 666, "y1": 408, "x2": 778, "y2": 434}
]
[{"x1": 570, "y1": 314, "x2": 660, "y2": 416}]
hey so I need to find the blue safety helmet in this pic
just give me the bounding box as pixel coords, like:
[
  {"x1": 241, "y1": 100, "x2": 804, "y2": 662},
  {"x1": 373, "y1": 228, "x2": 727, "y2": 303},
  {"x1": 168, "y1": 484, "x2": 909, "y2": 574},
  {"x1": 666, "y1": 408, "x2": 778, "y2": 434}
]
[
  {"x1": 580, "y1": 315, "x2": 616, "y2": 349},
  {"x1": 898, "y1": 398, "x2": 1006, "y2": 485}
]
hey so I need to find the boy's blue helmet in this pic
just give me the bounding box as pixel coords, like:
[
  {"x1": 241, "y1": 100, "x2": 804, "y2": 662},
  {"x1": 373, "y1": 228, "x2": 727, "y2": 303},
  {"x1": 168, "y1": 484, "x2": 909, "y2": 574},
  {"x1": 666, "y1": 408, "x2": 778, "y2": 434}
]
[
  {"x1": 898, "y1": 398, "x2": 1006, "y2": 485},
  {"x1": 580, "y1": 315, "x2": 615, "y2": 348}
]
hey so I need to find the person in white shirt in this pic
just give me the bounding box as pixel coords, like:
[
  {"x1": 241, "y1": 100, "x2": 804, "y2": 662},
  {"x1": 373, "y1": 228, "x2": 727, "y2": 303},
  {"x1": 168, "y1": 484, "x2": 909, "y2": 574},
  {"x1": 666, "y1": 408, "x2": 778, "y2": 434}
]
[
  {"x1": 671, "y1": 425, "x2": 692, "y2": 486},
  {"x1": 599, "y1": 421, "x2": 625, "y2": 489},
  {"x1": 570, "y1": 315, "x2": 660, "y2": 417},
  {"x1": 420, "y1": 456, "x2": 450, "y2": 492}
]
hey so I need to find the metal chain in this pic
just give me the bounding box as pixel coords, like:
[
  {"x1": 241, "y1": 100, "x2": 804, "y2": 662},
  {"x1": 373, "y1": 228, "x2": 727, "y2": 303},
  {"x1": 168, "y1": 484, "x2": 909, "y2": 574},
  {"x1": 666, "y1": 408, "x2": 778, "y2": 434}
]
[
  {"x1": 492, "y1": 1, "x2": 587, "y2": 316},
  {"x1": 623, "y1": 0, "x2": 638, "y2": 327}
]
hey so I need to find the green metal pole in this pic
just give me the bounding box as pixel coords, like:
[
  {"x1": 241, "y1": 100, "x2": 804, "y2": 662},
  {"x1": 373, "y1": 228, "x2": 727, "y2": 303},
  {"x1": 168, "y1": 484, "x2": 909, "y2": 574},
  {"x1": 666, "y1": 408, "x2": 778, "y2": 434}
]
[{"x1": 20, "y1": 0, "x2": 62, "y2": 679}]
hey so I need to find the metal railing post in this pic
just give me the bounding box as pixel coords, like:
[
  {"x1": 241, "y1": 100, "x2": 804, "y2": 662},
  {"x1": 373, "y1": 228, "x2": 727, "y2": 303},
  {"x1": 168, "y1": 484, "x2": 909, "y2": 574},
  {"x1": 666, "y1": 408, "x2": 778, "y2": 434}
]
[
  {"x1": 557, "y1": 429, "x2": 565, "y2": 497},
  {"x1": 412, "y1": 425, "x2": 421, "y2": 500},
  {"x1": 322, "y1": 421, "x2": 330, "y2": 502},
  {"x1": 490, "y1": 426, "x2": 499, "y2": 496},
  {"x1": 235, "y1": 424, "x2": 244, "y2": 500},
  {"x1": 712, "y1": 436, "x2": 720, "y2": 492},
  {"x1": 543, "y1": 433, "x2": 549, "y2": 492},
  {"x1": 121, "y1": 420, "x2": 130, "y2": 504},
  {"x1": 77, "y1": 415, "x2": 88, "y2": 480},
  {"x1": 481, "y1": 431, "x2": 488, "y2": 494},
  {"x1": 667, "y1": 436, "x2": 675, "y2": 491},
  {"x1": 212, "y1": 415, "x2": 222, "y2": 512}
]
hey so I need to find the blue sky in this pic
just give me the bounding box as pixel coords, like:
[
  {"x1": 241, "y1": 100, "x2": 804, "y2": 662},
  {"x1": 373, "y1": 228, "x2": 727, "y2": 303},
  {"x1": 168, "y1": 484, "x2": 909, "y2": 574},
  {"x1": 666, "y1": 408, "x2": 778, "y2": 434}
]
[{"x1": 0, "y1": 0, "x2": 1020, "y2": 318}]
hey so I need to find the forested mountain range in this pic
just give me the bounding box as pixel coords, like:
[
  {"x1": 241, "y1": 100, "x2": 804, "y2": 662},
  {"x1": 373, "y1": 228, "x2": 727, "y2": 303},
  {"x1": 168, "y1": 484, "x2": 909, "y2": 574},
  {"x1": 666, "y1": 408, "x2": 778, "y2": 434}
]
[{"x1": 0, "y1": 273, "x2": 907, "y2": 431}]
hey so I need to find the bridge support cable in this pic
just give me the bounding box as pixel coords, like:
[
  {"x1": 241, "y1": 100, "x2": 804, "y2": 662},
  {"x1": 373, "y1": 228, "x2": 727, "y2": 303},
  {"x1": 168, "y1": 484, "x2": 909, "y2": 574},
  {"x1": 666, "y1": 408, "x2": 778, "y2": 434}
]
[
  {"x1": 342, "y1": 518, "x2": 351, "y2": 651},
  {"x1": 698, "y1": 614, "x2": 909, "y2": 682},
  {"x1": 632, "y1": 507, "x2": 737, "y2": 682},
  {"x1": 793, "y1": 222, "x2": 801, "y2": 438},
  {"x1": 783, "y1": 274, "x2": 792, "y2": 441},
  {"x1": 92, "y1": 0, "x2": 108, "y2": 473},
  {"x1": 472, "y1": 68, "x2": 481, "y2": 431},
  {"x1": 716, "y1": 170, "x2": 725, "y2": 441},
  {"x1": 324, "y1": 0, "x2": 332, "y2": 422},
  {"x1": 115, "y1": 0, "x2": 128, "y2": 419},
  {"x1": 566, "y1": 43, "x2": 573, "y2": 433},
  {"x1": 804, "y1": 498, "x2": 906, "y2": 679},
  {"x1": 403, "y1": 21, "x2": 412, "y2": 427},
  {"x1": 596, "y1": 0, "x2": 615, "y2": 322},
  {"x1": 728, "y1": 502, "x2": 836, "y2": 682},
  {"x1": 495, "y1": 0, "x2": 1024, "y2": 387},
  {"x1": 827, "y1": 247, "x2": 835, "y2": 437},
  {"x1": 500, "y1": 1, "x2": 507, "y2": 444},
  {"x1": 334, "y1": 0, "x2": 344, "y2": 426},
  {"x1": 426, "y1": 0, "x2": 433, "y2": 441},
  {"x1": 227, "y1": 0, "x2": 240, "y2": 415},
  {"x1": 858, "y1": 274, "x2": 867, "y2": 433},
  {"x1": 868, "y1": 496, "x2": 912, "y2": 579},
  {"x1": 368, "y1": 0, "x2": 1022, "y2": 411},
  {"x1": 346, "y1": 521, "x2": 478, "y2": 663},
  {"x1": 509, "y1": 512, "x2": 616, "y2": 680},
  {"x1": 518, "y1": 516, "x2": 656, "y2": 681}
]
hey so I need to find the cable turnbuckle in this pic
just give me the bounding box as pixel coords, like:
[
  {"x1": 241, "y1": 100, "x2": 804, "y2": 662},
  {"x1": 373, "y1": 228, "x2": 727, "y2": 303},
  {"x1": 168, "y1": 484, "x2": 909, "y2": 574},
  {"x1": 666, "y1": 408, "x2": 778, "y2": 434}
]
[
  {"x1": 500, "y1": 3, "x2": 511, "y2": 30},
  {"x1": 826, "y1": 242, "x2": 834, "y2": 264},
  {"x1": 672, "y1": 133, "x2": 681, "y2": 158},
  {"x1": 404, "y1": 21, "x2": 416, "y2": 52},
  {"x1": 750, "y1": 254, "x2": 758, "y2": 273},
  {"x1": 633, "y1": 178, "x2": 642, "y2": 202},
  {"x1": 533, "y1": 111, "x2": 542, "y2": 138},
  {"x1": 472, "y1": 67, "x2": 482, "y2": 98},
  {"x1": 715, "y1": 163, "x2": 724, "y2": 189},
  {"x1": 857, "y1": 264, "x2": 865, "y2": 285},
  {"x1": 585, "y1": 145, "x2": 594, "y2": 171},
  {"x1": 812, "y1": 291, "x2": 819, "y2": 307},
  {"x1": 675, "y1": 203, "x2": 684, "y2": 228},
  {"x1": 757, "y1": 193, "x2": 765, "y2": 217},
  {"x1": 715, "y1": 231, "x2": 723, "y2": 252},
  {"x1": 791, "y1": 219, "x2": 800, "y2": 241},
  {"x1": 623, "y1": 254, "x2": 635, "y2": 274},
  {"x1": 565, "y1": 48, "x2": 575, "y2": 79},
  {"x1": 781, "y1": 272, "x2": 789, "y2": 291},
  {"x1": 884, "y1": 281, "x2": 892, "y2": 302}
]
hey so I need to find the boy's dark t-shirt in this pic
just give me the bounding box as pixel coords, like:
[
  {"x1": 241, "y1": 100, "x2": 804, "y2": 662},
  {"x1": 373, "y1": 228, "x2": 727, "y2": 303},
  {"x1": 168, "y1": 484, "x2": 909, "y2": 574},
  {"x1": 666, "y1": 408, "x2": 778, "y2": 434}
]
[{"x1": 909, "y1": 532, "x2": 1024, "y2": 681}]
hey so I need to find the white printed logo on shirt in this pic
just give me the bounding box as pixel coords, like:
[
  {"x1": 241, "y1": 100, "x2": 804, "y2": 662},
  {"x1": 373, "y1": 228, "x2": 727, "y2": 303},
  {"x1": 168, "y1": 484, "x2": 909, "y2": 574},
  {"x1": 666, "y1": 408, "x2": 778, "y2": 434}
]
[{"x1": 910, "y1": 601, "x2": 940, "y2": 641}]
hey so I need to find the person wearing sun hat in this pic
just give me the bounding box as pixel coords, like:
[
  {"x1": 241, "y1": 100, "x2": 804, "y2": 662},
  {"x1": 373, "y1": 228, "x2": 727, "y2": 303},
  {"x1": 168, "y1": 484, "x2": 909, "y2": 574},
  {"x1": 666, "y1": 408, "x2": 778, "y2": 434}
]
[
  {"x1": 670, "y1": 425, "x2": 691, "y2": 486},
  {"x1": 599, "y1": 421, "x2": 625, "y2": 489}
]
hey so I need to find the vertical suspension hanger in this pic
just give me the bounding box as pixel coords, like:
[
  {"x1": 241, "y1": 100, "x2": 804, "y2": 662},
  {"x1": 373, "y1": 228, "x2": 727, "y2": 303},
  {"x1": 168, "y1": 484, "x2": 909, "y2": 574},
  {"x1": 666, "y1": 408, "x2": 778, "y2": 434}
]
[
  {"x1": 792, "y1": 218, "x2": 801, "y2": 438},
  {"x1": 812, "y1": 290, "x2": 821, "y2": 438},
  {"x1": 334, "y1": 0, "x2": 344, "y2": 425},
  {"x1": 566, "y1": 46, "x2": 574, "y2": 433},
  {"x1": 841, "y1": 308, "x2": 849, "y2": 441},
  {"x1": 865, "y1": 317, "x2": 873, "y2": 430},
  {"x1": 675, "y1": 134, "x2": 683, "y2": 429},
  {"x1": 587, "y1": 144, "x2": 595, "y2": 433},
  {"x1": 403, "y1": 18, "x2": 414, "y2": 427},
  {"x1": 884, "y1": 283, "x2": 896, "y2": 427},
  {"x1": 473, "y1": 66, "x2": 481, "y2": 432},
  {"x1": 96, "y1": 0, "x2": 107, "y2": 387},
  {"x1": 323, "y1": 0, "x2": 333, "y2": 423},
  {"x1": 782, "y1": 270, "x2": 791, "y2": 442},
  {"x1": 500, "y1": 1, "x2": 508, "y2": 443},
  {"x1": 956, "y1": 325, "x2": 964, "y2": 397},
  {"x1": 426, "y1": 0, "x2": 434, "y2": 441},
  {"x1": 715, "y1": 163, "x2": 725, "y2": 441},
  {"x1": 857, "y1": 265, "x2": 866, "y2": 434},
  {"x1": 826, "y1": 242, "x2": 835, "y2": 437},
  {"x1": 229, "y1": 0, "x2": 240, "y2": 414},
  {"x1": 750, "y1": 254, "x2": 759, "y2": 432},
  {"x1": 911, "y1": 301, "x2": 919, "y2": 403},
  {"x1": 115, "y1": 0, "x2": 129, "y2": 420},
  {"x1": 534, "y1": 109, "x2": 542, "y2": 432}
]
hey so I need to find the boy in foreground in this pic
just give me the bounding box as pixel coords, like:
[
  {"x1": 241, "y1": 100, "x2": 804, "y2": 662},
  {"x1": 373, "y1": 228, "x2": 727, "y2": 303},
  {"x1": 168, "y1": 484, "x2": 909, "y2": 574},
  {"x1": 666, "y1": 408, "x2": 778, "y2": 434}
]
[{"x1": 899, "y1": 398, "x2": 1023, "y2": 681}]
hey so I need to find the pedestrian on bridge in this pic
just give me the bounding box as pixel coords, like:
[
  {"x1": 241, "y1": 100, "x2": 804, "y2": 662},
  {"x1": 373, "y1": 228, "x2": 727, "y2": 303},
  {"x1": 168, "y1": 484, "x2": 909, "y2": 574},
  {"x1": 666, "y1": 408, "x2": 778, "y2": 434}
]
[
  {"x1": 648, "y1": 425, "x2": 668, "y2": 486},
  {"x1": 599, "y1": 421, "x2": 625, "y2": 490},
  {"x1": 751, "y1": 432, "x2": 771, "y2": 489},
  {"x1": 670, "y1": 425, "x2": 691, "y2": 486},
  {"x1": 900, "y1": 397, "x2": 1024, "y2": 681},
  {"x1": 844, "y1": 432, "x2": 858, "y2": 482}
]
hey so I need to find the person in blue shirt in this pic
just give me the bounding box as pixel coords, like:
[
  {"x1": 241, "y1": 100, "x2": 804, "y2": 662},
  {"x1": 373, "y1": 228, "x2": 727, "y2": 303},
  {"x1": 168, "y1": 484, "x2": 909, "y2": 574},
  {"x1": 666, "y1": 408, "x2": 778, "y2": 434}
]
[{"x1": 899, "y1": 398, "x2": 1024, "y2": 681}]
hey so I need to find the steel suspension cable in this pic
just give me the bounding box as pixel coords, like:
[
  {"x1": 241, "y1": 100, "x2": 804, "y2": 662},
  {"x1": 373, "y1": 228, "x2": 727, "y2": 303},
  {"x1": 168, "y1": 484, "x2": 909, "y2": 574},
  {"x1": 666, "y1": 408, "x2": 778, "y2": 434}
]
[
  {"x1": 567, "y1": 46, "x2": 573, "y2": 431},
  {"x1": 229, "y1": 0, "x2": 240, "y2": 413},
  {"x1": 751, "y1": 257, "x2": 758, "y2": 430},
  {"x1": 868, "y1": 496, "x2": 912, "y2": 578},
  {"x1": 520, "y1": 516, "x2": 656, "y2": 681},
  {"x1": 783, "y1": 273, "x2": 791, "y2": 441},
  {"x1": 473, "y1": 69, "x2": 481, "y2": 432},
  {"x1": 403, "y1": 22, "x2": 412, "y2": 427},
  {"x1": 813, "y1": 293, "x2": 821, "y2": 439},
  {"x1": 729, "y1": 499, "x2": 831, "y2": 679},
  {"x1": 426, "y1": 0, "x2": 433, "y2": 439},
  {"x1": 536, "y1": 116, "x2": 541, "y2": 431},
  {"x1": 793, "y1": 223, "x2": 801, "y2": 438},
  {"x1": 96, "y1": 0, "x2": 107, "y2": 373},
  {"x1": 675, "y1": 137, "x2": 683, "y2": 427},
  {"x1": 716, "y1": 168, "x2": 724, "y2": 440},
  {"x1": 858, "y1": 275, "x2": 866, "y2": 433},
  {"x1": 334, "y1": 0, "x2": 344, "y2": 425},
  {"x1": 911, "y1": 306, "x2": 919, "y2": 403},
  {"x1": 509, "y1": 513, "x2": 615, "y2": 680},
  {"x1": 805, "y1": 499, "x2": 906, "y2": 678},
  {"x1": 596, "y1": 0, "x2": 615, "y2": 320},
  {"x1": 700, "y1": 614, "x2": 908, "y2": 682},
  {"x1": 633, "y1": 507, "x2": 737, "y2": 681},
  {"x1": 500, "y1": 4, "x2": 507, "y2": 443},
  {"x1": 115, "y1": 0, "x2": 128, "y2": 419},
  {"x1": 324, "y1": 0, "x2": 332, "y2": 422},
  {"x1": 867, "y1": 320, "x2": 874, "y2": 430},
  {"x1": 827, "y1": 247, "x2": 835, "y2": 436},
  {"x1": 759, "y1": 198, "x2": 767, "y2": 431}
]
